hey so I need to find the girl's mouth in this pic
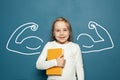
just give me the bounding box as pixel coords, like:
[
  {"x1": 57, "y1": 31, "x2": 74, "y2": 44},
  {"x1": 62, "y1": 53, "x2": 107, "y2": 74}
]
[{"x1": 59, "y1": 37, "x2": 65, "y2": 39}]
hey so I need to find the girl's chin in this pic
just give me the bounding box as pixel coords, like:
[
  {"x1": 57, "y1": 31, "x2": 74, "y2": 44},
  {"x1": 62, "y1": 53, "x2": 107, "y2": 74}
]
[{"x1": 57, "y1": 40, "x2": 68, "y2": 44}]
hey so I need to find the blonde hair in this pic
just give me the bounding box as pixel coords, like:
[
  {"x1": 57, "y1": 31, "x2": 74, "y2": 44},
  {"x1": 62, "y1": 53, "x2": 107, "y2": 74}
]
[{"x1": 50, "y1": 17, "x2": 73, "y2": 41}]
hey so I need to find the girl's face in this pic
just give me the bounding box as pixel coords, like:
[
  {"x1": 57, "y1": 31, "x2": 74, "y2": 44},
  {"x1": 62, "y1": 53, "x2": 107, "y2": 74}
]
[{"x1": 53, "y1": 21, "x2": 70, "y2": 44}]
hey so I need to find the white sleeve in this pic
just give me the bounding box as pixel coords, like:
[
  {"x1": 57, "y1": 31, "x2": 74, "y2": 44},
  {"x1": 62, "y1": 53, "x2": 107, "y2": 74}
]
[
  {"x1": 75, "y1": 45, "x2": 84, "y2": 80},
  {"x1": 36, "y1": 42, "x2": 57, "y2": 70}
]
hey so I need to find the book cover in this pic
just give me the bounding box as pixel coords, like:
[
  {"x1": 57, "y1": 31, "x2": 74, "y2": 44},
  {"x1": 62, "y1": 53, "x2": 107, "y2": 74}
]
[{"x1": 46, "y1": 48, "x2": 63, "y2": 76}]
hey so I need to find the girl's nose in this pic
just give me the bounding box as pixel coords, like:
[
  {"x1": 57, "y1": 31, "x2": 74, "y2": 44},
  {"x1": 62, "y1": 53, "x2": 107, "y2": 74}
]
[{"x1": 60, "y1": 31, "x2": 64, "y2": 35}]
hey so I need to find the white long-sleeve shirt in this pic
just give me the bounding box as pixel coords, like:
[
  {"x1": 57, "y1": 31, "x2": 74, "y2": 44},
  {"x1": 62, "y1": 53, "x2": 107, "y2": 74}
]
[{"x1": 36, "y1": 41, "x2": 84, "y2": 80}]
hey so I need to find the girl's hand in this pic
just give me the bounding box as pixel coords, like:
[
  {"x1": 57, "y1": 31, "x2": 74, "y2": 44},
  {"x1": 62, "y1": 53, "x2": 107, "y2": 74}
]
[{"x1": 56, "y1": 54, "x2": 66, "y2": 68}]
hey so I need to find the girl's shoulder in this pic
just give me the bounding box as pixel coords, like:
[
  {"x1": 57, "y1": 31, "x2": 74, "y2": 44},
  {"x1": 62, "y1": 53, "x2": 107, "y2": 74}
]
[
  {"x1": 69, "y1": 42, "x2": 81, "y2": 53},
  {"x1": 43, "y1": 41, "x2": 56, "y2": 48},
  {"x1": 70, "y1": 42, "x2": 80, "y2": 47},
  {"x1": 44, "y1": 41, "x2": 54, "y2": 46},
  {"x1": 66, "y1": 42, "x2": 80, "y2": 50}
]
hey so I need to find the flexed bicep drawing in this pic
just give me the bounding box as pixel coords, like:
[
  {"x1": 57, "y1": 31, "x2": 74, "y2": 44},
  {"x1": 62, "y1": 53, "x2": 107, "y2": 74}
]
[
  {"x1": 6, "y1": 21, "x2": 114, "y2": 55},
  {"x1": 77, "y1": 21, "x2": 114, "y2": 53},
  {"x1": 6, "y1": 22, "x2": 44, "y2": 55}
]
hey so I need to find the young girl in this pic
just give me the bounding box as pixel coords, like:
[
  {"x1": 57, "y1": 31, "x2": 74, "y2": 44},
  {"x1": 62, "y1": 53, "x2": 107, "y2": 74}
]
[{"x1": 36, "y1": 17, "x2": 84, "y2": 80}]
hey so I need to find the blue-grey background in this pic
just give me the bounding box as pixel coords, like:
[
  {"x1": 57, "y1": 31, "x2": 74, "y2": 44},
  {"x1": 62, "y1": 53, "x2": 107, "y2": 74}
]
[{"x1": 0, "y1": 0, "x2": 120, "y2": 80}]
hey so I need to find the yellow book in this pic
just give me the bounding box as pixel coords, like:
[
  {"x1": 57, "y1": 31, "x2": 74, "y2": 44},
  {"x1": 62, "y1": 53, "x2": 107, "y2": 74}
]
[{"x1": 46, "y1": 48, "x2": 63, "y2": 76}]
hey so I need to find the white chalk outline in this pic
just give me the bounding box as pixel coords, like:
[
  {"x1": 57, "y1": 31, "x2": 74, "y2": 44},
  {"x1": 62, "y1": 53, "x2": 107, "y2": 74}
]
[
  {"x1": 77, "y1": 21, "x2": 114, "y2": 53},
  {"x1": 6, "y1": 21, "x2": 114, "y2": 55},
  {"x1": 6, "y1": 22, "x2": 44, "y2": 55}
]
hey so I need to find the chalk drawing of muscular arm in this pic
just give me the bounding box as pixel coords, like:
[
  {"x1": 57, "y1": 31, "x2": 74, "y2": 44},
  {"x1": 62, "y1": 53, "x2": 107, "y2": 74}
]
[
  {"x1": 77, "y1": 21, "x2": 114, "y2": 53},
  {"x1": 6, "y1": 22, "x2": 44, "y2": 55}
]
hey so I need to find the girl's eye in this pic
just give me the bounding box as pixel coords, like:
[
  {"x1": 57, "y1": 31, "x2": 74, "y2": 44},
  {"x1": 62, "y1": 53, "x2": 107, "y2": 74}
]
[
  {"x1": 55, "y1": 29, "x2": 60, "y2": 32},
  {"x1": 63, "y1": 29, "x2": 68, "y2": 31}
]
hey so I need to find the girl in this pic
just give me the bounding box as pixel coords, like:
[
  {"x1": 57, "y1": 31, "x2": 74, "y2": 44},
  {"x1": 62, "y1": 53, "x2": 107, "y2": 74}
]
[{"x1": 36, "y1": 17, "x2": 84, "y2": 80}]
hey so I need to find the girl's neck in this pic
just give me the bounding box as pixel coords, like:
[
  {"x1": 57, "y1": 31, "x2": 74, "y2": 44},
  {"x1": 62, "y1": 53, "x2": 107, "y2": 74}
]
[{"x1": 56, "y1": 41, "x2": 69, "y2": 45}]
